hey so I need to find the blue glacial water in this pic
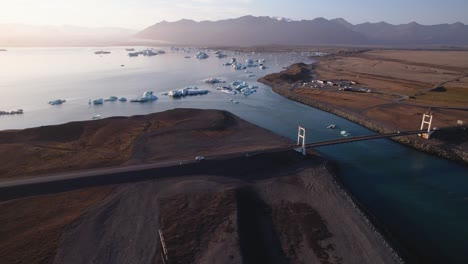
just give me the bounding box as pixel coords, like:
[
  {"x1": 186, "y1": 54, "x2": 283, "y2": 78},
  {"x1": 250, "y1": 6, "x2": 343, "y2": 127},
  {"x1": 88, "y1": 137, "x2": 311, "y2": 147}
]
[{"x1": 0, "y1": 47, "x2": 467, "y2": 263}]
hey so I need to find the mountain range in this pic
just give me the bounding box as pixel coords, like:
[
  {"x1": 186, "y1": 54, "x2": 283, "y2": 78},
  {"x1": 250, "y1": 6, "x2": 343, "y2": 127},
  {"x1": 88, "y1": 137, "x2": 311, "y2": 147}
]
[
  {"x1": 137, "y1": 16, "x2": 468, "y2": 46},
  {"x1": 0, "y1": 24, "x2": 137, "y2": 46}
]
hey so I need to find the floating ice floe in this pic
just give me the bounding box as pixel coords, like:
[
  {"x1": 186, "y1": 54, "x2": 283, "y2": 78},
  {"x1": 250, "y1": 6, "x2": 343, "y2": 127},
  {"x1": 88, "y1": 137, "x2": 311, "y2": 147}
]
[
  {"x1": 142, "y1": 49, "x2": 157, "y2": 56},
  {"x1": 218, "y1": 81, "x2": 258, "y2": 96},
  {"x1": 223, "y1": 58, "x2": 237, "y2": 66},
  {"x1": 105, "y1": 96, "x2": 118, "y2": 102},
  {"x1": 94, "y1": 51, "x2": 111, "y2": 55},
  {"x1": 92, "y1": 115, "x2": 102, "y2": 120},
  {"x1": 217, "y1": 86, "x2": 237, "y2": 95},
  {"x1": 196, "y1": 52, "x2": 209, "y2": 59},
  {"x1": 327, "y1": 124, "x2": 336, "y2": 129},
  {"x1": 340, "y1": 131, "x2": 350, "y2": 137},
  {"x1": 0, "y1": 109, "x2": 23, "y2": 115},
  {"x1": 89, "y1": 98, "x2": 104, "y2": 105},
  {"x1": 204, "y1": 77, "x2": 225, "y2": 84},
  {"x1": 231, "y1": 63, "x2": 246, "y2": 70},
  {"x1": 167, "y1": 87, "x2": 208, "y2": 97},
  {"x1": 130, "y1": 91, "x2": 158, "y2": 102},
  {"x1": 49, "y1": 99, "x2": 66, "y2": 105},
  {"x1": 245, "y1": 58, "x2": 257, "y2": 67},
  {"x1": 118, "y1": 97, "x2": 127, "y2": 102}
]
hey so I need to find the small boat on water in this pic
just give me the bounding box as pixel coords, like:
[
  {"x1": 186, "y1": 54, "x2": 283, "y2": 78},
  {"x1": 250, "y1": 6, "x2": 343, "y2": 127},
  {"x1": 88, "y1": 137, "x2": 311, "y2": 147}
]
[{"x1": 327, "y1": 124, "x2": 336, "y2": 129}]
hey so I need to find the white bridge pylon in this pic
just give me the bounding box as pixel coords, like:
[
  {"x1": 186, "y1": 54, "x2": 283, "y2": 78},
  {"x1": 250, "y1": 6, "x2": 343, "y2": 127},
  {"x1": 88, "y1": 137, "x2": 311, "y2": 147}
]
[
  {"x1": 419, "y1": 113, "x2": 434, "y2": 139},
  {"x1": 296, "y1": 126, "x2": 306, "y2": 155}
]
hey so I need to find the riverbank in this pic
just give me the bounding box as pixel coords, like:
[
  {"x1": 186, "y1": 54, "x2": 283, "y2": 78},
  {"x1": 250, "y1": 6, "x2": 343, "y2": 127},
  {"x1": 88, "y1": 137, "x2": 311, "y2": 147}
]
[
  {"x1": 259, "y1": 58, "x2": 468, "y2": 164},
  {"x1": 0, "y1": 109, "x2": 400, "y2": 264}
]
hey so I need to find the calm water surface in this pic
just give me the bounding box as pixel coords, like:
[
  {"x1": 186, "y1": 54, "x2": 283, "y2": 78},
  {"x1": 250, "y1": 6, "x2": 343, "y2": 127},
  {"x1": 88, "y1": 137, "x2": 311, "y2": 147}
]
[{"x1": 0, "y1": 47, "x2": 467, "y2": 263}]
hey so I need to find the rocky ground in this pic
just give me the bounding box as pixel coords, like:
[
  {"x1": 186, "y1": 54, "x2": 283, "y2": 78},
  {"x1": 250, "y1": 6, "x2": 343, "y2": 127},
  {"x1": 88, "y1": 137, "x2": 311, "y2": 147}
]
[{"x1": 0, "y1": 109, "x2": 399, "y2": 264}]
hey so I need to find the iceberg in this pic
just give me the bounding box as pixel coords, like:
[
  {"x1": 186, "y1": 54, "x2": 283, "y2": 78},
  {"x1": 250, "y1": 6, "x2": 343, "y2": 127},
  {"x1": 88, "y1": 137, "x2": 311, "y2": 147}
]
[
  {"x1": 94, "y1": 51, "x2": 111, "y2": 55},
  {"x1": 241, "y1": 88, "x2": 254, "y2": 96},
  {"x1": 131, "y1": 91, "x2": 158, "y2": 102},
  {"x1": 217, "y1": 85, "x2": 237, "y2": 95},
  {"x1": 340, "y1": 131, "x2": 350, "y2": 137},
  {"x1": 0, "y1": 109, "x2": 23, "y2": 115},
  {"x1": 167, "y1": 87, "x2": 208, "y2": 97},
  {"x1": 196, "y1": 52, "x2": 209, "y2": 59},
  {"x1": 142, "y1": 91, "x2": 158, "y2": 101},
  {"x1": 89, "y1": 98, "x2": 104, "y2": 105},
  {"x1": 204, "y1": 77, "x2": 225, "y2": 84},
  {"x1": 141, "y1": 49, "x2": 157, "y2": 56},
  {"x1": 105, "y1": 96, "x2": 118, "y2": 102},
  {"x1": 48, "y1": 99, "x2": 66, "y2": 105},
  {"x1": 118, "y1": 97, "x2": 127, "y2": 102}
]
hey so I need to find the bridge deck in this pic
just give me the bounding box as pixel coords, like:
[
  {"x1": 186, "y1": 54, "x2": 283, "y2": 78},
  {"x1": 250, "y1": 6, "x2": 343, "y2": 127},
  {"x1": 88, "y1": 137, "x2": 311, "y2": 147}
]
[{"x1": 305, "y1": 130, "x2": 426, "y2": 148}]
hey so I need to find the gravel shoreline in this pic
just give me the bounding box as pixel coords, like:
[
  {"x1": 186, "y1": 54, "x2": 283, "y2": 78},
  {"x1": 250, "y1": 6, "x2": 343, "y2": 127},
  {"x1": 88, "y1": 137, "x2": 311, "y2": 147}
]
[{"x1": 259, "y1": 67, "x2": 468, "y2": 165}]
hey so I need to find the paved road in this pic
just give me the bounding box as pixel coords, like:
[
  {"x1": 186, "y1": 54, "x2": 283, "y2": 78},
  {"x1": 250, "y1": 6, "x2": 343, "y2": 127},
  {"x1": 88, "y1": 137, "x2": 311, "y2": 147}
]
[
  {"x1": 0, "y1": 145, "x2": 291, "y2": 189},
  {"x1": 306, "y1": 130, "x2": 426, "y2": 148},
  {"x1": 0, "y1": 130, "x2": 428, "y2": 191}
]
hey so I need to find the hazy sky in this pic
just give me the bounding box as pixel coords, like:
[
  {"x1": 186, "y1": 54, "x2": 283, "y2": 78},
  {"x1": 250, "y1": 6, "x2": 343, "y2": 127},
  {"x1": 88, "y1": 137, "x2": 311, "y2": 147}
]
[{"x1": 1, "y1": 0, "x2": 467, "y2": 29}]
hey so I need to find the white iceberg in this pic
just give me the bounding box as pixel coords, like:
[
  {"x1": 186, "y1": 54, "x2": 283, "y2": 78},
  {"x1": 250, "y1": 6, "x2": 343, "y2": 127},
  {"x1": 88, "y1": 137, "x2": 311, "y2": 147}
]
[
  {"x1": 142, "y1": 91, "x2": 158, "y2": 101},
  {"x1": 340, "y1": 131, "x2": 350, "y2": 137},
  {"x1": 131, "y1": 91, "x2": 158, "y2": 102},
  {"x1": 167, "y1": 87, "x2": 208, "y2": 97},
  {"x1": 204, "y1": 77, "x2": 225, "y2": 84},
  {"x1": 105, "y1": 96, "x2": 118, "y2": 102}
]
